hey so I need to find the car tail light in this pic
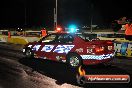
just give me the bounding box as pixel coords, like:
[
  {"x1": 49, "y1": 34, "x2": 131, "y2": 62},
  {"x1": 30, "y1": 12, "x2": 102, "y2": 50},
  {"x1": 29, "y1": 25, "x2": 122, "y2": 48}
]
[{"x1": 95, "y1": 46, "x2": 104, "y2": 52}]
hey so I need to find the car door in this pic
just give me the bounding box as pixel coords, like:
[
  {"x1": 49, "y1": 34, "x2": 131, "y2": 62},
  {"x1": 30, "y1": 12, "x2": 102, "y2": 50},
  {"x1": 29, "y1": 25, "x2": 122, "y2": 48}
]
[
  {"x1": 34, "y1": 34, "x2": 58, "y2": 61},
  {"x1": 51, "y1": 34, "x2": 75, "y2": 62},
  {"x1": 35, "y1": 33, "x2": 74, "y2": 62}
]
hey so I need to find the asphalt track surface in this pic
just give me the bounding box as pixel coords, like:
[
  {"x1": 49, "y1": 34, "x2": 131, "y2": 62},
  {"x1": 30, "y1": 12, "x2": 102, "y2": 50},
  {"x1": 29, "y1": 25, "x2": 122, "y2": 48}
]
[{"x1": 0, "y1": 43, "x2": 132, "y2": 88}]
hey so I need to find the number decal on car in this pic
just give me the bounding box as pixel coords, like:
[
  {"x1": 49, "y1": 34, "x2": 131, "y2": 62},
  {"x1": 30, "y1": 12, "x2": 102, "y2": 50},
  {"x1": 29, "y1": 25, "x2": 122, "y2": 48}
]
[
  {"x1": 32, "y1": 45, "x2": 41, "y2": 51},
  {"x1": 41, "y1": 45, "x2": 54, "y2": 52},
  {"x1": 53, "y1": 45, "x2": 75, "y2": 53}
]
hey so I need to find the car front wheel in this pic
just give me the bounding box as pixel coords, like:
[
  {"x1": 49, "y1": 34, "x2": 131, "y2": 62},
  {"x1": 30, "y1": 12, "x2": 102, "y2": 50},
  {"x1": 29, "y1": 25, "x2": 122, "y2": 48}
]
[{"x1": 25, "y1": 49, "x2": 34, "y2": 59}]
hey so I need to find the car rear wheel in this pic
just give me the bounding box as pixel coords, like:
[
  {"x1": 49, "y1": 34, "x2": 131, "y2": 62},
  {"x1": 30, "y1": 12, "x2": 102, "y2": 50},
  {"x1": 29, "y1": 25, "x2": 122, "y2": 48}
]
[
  {"x1": 67, "y1": 53, "x2": 82, "y2": 68},
  {"x1": 25, "y1": 49, "x2": 34, "y2": 59}
]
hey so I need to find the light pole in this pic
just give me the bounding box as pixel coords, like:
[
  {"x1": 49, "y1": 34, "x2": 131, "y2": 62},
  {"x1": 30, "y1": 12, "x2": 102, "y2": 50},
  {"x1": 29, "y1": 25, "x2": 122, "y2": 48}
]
[
  {"x1": 54, "y1": 0, "x2": 58, "y2": 29},
  {"x1": 56, "y1": 0, "x2": 58, "y2": 28},
  {"x1": 25, "y1": 7, "x2": 27, "y2": 26},
  {"x1": 90, "y1": 15, "x2": 93, "y2": 33},
  {"x1": 24, "y1": 1, "x2": 27, "y2": 27},
  {"x1": 90, "y1": 4, "x2": 94, "y2": 33}
]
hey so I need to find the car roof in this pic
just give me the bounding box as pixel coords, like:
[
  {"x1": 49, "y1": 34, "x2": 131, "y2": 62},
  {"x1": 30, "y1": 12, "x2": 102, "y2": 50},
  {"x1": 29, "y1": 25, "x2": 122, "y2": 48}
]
[
  {"x1": 50, "y1": 32, "x2": 68, "y2": 35},
  {"x1": 49, "y1": 32, "x2": 76, "y2": 36}
]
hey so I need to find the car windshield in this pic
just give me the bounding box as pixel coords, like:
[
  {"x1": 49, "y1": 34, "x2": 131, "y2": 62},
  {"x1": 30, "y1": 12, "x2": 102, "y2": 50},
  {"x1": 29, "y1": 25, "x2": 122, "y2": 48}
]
[
  {"x1": 42, "y1": 34, "x2": 57, "y2": 43},
  {"x1": 25, "y1": 31, "x2": 41, "y2": 37},
  {"x1": 77, "y1": 33, "x2": 97, "y2": 41}
]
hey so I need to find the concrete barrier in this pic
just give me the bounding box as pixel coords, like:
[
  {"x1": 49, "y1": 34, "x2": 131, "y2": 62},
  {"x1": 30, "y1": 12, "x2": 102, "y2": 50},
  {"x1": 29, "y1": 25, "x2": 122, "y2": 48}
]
[
  {"x1": 7, "y1": 37, "x2": 28, "y2": 45},
  {"x1": 1, "y1": 35, "x2": 40, "y2": 44},
  {"x1": 0, "y1": 35, "x2": 40, "y2": 44}
]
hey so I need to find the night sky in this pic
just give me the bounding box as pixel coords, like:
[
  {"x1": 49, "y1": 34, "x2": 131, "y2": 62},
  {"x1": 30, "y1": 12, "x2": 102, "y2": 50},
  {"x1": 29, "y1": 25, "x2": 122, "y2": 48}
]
[{"x1": 0, "y1": 0, "x2": 131, "y2": 28}]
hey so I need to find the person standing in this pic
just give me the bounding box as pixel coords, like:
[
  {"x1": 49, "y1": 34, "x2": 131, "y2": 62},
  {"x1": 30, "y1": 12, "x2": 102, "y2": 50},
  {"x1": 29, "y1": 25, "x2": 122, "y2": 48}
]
[
  {"x1": 8, "y1": 31, "x2": 11, "y2": 38},
  {"x1": 8, "y1": 31, "x2": 11, "y2": 42},
  {"x1": 41, "y1": 28, "x2": 47, "y2": 37},
  {"x1": 124, "y1": 20, "x2": 132, "y2": 41}
]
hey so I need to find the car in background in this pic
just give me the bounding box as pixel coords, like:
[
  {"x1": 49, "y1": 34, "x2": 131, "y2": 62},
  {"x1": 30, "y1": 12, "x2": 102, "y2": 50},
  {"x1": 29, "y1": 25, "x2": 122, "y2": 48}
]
[{"x1": 23, "y1": 33, "x2": 115, "y2": 67}]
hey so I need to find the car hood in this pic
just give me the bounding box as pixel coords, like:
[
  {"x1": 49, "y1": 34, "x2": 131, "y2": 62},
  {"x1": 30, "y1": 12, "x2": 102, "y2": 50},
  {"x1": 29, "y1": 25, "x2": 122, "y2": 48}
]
[{"x1": 25, "y1": 41, "x2": 38, "y2": 47}]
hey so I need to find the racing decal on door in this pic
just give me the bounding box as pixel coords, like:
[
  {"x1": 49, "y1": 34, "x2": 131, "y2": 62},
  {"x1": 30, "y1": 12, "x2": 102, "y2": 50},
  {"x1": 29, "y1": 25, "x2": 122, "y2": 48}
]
[
  {"x1": 41, "y1": 45, "x2": 54, "y2": 52},
  {"x1": 87, "y1": 48, "x2": 93, "y2": 53},
  {"x1": 30, "y1": 44, "x2": 75, "y2": 53},
  {"x1": 75, "y1": 48, "x2": 83, "y2": 53},
  {"x1": 53, "y1": 45, "x2": 75, "y2": 53}
]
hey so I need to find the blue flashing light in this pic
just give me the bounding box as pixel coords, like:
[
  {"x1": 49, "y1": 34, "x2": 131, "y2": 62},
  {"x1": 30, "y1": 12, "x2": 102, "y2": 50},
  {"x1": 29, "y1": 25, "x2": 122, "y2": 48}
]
[
  {"x1": 68, "y1": 24, "x2": 77, "y2": 33},
  {"x1": 70, "y1": 28, "x2": 75, "y2": 33}
]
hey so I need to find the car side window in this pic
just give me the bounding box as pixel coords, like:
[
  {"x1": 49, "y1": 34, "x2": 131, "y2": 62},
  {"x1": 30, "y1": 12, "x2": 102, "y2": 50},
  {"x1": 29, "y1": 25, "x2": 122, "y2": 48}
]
[
  {"x1": 41, "y1": 34, "x2": 57, "y2": 43},
  {"x1": 57, "y1": 34, "x2": 74, "y2": 44}
]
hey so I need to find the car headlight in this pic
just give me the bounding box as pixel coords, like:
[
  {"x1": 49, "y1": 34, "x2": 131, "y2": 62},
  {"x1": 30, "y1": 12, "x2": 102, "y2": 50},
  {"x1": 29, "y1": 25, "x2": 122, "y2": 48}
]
[{"x1": 23, "y1": 49, "x2": 25, "y2": 52}]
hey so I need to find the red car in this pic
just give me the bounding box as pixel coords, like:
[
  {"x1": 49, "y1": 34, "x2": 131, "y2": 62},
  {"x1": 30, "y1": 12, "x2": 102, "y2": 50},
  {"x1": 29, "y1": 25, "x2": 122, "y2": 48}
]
[{"x1": 23, "y1": 33, "x2": 115, "y2": 67}]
